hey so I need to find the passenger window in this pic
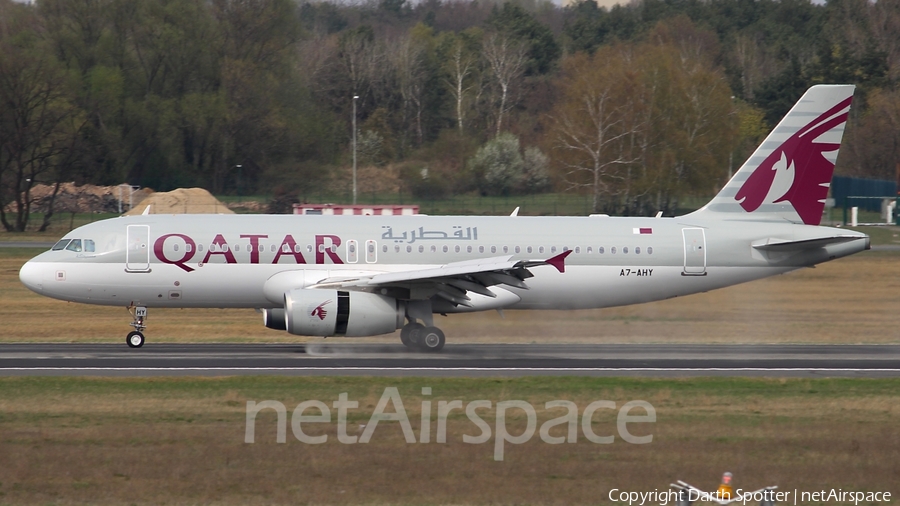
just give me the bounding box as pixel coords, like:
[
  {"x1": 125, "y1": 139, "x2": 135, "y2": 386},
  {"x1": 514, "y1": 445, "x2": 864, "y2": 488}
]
[
  {"x1": 406, "y1": 245, "x2": 412, "y2": 253},
  {"x1": 491, "y1": 246, "x2": 496, "y2": 253},
  {"x1": 418, "y1": 245, "x2": 424, "y2": 253},
  {"x1": 623, "y1": 247, "x2": 628, "y2": 254},
  {"x1": 66, "y1": 239, "x2": 83, "y2": 252},
  {"x1": 479, "y1": 246, "x2": 485, "y2": 253},
  {"x1": 575, "y1": 247, "x2": 580, "y2": 254},
  {"x1": 599, "y1": 247, "x2": 605, "y2": 254},
  {"x1": 527, "y1": 246, "x2": 533, "y2": 253},
  {"x1": 51, "y1": 239, "x2": 70, "y2": 251},
  {"x1": 382, "y1": 245, "x2": 387, "y2": 253},
  {"x1": 635, "y1": 247, "x2": 641, "y2": 254},
  {"x1": 647, "y1": 247, "x2": 653, "y2": 255},
  {"x1": 515, "y1": 246, "x2": 520, "y2": 253},
  {"x1": 443, "y1": 245, "x2": 449, "y2": 253},
  {"x1": 430, "y1": 245, "x2": 436, "y2": 253},
  {"x1": 503, "y1": 246, "x2": 508, "y2": 253},
  {"x1": 611, "y1": 247, "x2": 617, "y2": 254},
  {"x1": 187, "y1": 244, "x2": 194, "y2": 253},
  {"x1": 395, "y1": 245, "x2": 401, "y2": 253},
  {"x1": 551, "y1": 246, "x2": 558, "y2": 253},
  {"x1": 270, "y1": 244, "x2": 276, "y2": 252},
  {"x1": 84, "y1": 239, "x2": 95, "y2": 252},
  {"x1": 455, "y1": 245, "x2": 460, "y2": 253},
  {"x1": 174, "y1": 244, "x2": 179, "y2": 252},
  {"x1": 467, "y1": 246, "x2": 472, "y2": 253},
  {"x1": 539, "y1": 246, "x2": 544, "y2": 254},
  {"x1": 587, "y1": 247, "x2": 592, "y2": 254}
]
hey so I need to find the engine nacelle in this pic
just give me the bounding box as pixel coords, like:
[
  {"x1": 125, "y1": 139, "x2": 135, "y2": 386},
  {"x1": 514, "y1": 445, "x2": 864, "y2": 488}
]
[
  {"x1": 284, "y1": 289, "x2": 404, "y2": 337},
  {"x1": 262, "y1": 308, "x2": 286, "y2": 330}
]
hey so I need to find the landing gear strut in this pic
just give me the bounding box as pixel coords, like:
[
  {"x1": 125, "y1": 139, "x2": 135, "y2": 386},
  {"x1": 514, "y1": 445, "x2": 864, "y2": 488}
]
[
  {"x1": 126, "y1": 306, "x2": 147, "y2": 348},
  {"x1": 400, "y1": 321, "x2": 445, "y2": 352}
]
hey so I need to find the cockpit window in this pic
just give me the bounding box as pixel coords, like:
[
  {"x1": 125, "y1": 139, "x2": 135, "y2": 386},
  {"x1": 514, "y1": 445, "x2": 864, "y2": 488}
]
[
  {"x1": 51, "y1": 239, "x2": 70, "y2": 251},
  {"x1": 66, "y1": 239, "x2": 83, "y2": 252},
  {"x1": 84, "y1": 239, "x2": 95, "y2": 252}
]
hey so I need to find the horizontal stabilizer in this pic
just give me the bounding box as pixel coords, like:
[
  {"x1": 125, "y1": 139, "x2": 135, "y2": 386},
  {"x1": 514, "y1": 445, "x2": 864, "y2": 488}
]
[{"x1": 752, "y1": 235, "x2": 867, "y2": 252}]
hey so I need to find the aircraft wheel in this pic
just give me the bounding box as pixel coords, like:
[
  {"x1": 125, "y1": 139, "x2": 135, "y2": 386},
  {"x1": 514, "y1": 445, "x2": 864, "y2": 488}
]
[
  {"x1": 126, "y1": 331, "x2": 145, "y2": 348},
  {"x1": 419, "y1": 327, "x2": 445, "y2": 352},
  {"x1": 401, "y1": 323, "x2": 424, "y2": 349}
]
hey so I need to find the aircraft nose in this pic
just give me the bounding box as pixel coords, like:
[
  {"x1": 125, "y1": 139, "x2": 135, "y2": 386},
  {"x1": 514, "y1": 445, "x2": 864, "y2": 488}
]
[{"x1": 19, "y1": 260, "x2": 44, "y2": 293}]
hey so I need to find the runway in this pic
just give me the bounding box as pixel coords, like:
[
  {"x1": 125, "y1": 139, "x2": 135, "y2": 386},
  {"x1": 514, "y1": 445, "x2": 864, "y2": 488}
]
[{"x1": 1, "y1": 343, "x2": 899, "y2": 377}]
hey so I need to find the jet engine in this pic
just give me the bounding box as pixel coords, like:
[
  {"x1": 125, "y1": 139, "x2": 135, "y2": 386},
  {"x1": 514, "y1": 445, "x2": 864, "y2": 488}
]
[
  {"x1": 262, "y1": 308, "x2": 287, "y2": 331},
  {"x1": 284, "y1": 289, "x2": 404, "y2": 337}
]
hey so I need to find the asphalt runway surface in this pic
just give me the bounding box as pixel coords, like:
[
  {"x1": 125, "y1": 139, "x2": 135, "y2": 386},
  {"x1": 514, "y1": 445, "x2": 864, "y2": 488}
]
[{"x1": 1, "y1": 343, "x2": 899, "y2": 377}]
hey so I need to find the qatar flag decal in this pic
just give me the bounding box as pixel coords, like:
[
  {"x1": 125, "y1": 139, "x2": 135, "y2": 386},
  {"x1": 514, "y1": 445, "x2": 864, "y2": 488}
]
[{"x1": 633, "y1": 228, "x2": 653, "y2": 235}]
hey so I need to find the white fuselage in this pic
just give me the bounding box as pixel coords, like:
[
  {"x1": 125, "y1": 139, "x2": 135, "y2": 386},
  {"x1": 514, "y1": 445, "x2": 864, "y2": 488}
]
[{"x1": 19, "y1": 214, "x2": 868, "y2": 313}]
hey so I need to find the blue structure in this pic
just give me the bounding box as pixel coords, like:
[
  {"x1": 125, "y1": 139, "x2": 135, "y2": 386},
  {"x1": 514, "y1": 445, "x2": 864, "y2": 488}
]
[{"x1": 831, "y1": 176, "x2": 897, "y2": 213}]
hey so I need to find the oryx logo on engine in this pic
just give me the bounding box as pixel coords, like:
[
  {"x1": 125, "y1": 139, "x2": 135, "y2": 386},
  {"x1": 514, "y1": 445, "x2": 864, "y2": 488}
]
[{"x1": 310, "y1": 300, "x2": 331, "y2": 321}]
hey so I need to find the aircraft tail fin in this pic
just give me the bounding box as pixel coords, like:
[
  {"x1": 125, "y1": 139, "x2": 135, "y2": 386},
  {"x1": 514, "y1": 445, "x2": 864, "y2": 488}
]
[{"x1": 689, "y1": 84, "x2": 855, "y2": 225}]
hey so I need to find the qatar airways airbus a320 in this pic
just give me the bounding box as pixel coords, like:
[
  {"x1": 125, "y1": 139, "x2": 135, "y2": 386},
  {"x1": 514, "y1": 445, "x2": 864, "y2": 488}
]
[{"x1": 19, "y1": 85, "x2": 869, "y2": 351}]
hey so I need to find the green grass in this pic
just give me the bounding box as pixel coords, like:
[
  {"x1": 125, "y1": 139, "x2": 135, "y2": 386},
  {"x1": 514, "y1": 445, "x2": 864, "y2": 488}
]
[{"x1": 2, "y1": 376, "x2": 898, "y2": 402}]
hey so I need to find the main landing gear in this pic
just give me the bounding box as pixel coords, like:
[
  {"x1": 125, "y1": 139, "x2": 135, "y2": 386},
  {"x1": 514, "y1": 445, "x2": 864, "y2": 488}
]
[
  {"x1": 400, "y1": 321, "x2": 445, "y2": 352},
  {"x1": 126, "y1": 306, "x2": 147, "y2": 348}
]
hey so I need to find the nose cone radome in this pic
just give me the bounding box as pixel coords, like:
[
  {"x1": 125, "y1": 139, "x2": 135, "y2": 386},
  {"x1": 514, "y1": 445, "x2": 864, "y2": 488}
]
[{"x1": 19, "y1": 260, "x2": 44, "y2": 293}]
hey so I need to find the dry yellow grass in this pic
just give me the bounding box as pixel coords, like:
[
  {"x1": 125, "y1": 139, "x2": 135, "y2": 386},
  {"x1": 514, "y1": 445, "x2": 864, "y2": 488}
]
[
  {"x1": 0, "y1": 377, "x2": 897, "y2": 505},
  {"x1": 1, "y1": 249, "x2": 898, "y2": 344}
]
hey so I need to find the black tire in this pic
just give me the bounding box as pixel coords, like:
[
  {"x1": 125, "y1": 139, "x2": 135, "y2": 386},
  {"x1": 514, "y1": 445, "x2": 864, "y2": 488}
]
[
  {"x1": 400, "y1": 323, "x2": 424, "y2": 348},
  {"x1": 126, "y1": 331, "x2": 145, "y2": 348},
  {"x1": 419, "y1": 327, "x2": 445, "y2": 352}
]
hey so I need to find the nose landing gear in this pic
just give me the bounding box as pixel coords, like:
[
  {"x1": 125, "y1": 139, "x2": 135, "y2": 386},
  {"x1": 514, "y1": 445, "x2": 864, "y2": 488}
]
[{"x1": 126, "y1": 306, "x2": 147, "y2": 348}]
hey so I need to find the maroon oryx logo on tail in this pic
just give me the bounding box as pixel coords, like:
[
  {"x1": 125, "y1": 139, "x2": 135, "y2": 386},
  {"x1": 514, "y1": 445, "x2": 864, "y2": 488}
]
[
  {"x1": 310, "y1": 300, "x2": 332, "y2": 320},
  {"x1": 734, "y1": 96, "x2": 852, "y2": 225}
]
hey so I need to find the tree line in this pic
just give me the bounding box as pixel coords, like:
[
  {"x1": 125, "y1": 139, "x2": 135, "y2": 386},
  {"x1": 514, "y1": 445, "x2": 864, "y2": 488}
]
[{"x1": 1, "y1": 0, "x2": 896, "y2": 230}]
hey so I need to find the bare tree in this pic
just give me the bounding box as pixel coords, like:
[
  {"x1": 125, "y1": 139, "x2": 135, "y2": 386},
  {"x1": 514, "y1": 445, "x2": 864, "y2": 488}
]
[
  {"x1": 444, "y1": 37, "x2": 477, "y2": 134},
  {"x1": 388, "y1": 33, "x2": 428, "y2": 147},
  {"x1": 0, "y1": 40, "x2": 83, "y2": 232},
  {"x1": 482, "y1": 33, "x2": 527, "y2": 137},
  {"x1": 551, "y1": 51, "x2": 645, "y2": 214}
]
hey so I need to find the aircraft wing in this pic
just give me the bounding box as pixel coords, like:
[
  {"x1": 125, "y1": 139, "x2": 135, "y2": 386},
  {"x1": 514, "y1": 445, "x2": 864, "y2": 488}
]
[{"x1": 308, "y1": 250, "x2": 572, "y2": 307}]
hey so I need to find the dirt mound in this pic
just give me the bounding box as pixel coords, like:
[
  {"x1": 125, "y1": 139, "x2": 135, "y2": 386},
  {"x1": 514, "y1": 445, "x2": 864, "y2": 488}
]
[
  {"x1": 125, "y1": 188, "x2": 234, "y2": 215},
  {"x1": 6, "y1": 183, "x2": 152, "y2": 214}
]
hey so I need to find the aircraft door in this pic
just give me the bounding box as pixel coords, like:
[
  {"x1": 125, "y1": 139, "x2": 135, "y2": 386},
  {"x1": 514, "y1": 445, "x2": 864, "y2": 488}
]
[
  {"x1": 682, "y1": 228, "x2": 706, "y2": 276},
  {"x1": 365, "y1": 240, "x2": 377, "y2": 263},
  {"x1": 126, "y1": 225, "x2": 151, "y2": 272}
]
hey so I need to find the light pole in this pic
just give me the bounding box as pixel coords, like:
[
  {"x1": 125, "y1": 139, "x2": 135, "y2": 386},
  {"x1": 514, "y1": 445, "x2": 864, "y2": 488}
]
[
  {"x1": 235, "y1": 164, "x2": 243, "y2": 202},
  {"x1": 352, "y1": 95, "x2": 359, "y2": 205}
]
